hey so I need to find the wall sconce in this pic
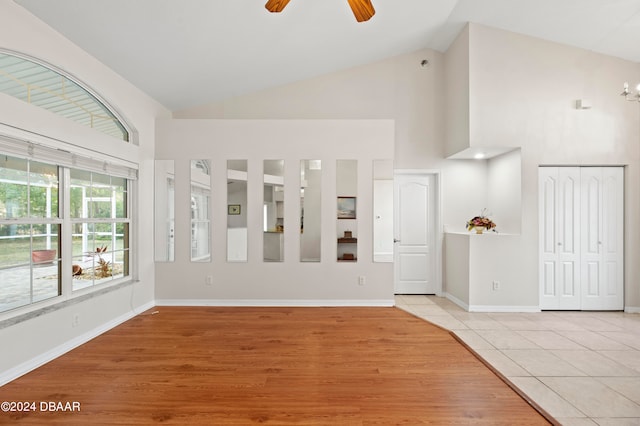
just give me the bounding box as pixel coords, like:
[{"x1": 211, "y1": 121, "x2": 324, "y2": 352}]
[
  {"x1": 575, "y1": 99, "x2": 592, "y2": 109},
  {"x1": 621, "y1": 82, "x2": 640, "y2": 102}
]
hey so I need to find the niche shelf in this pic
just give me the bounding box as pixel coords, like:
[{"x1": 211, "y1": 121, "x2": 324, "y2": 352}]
[{"x1": 337, "y1": 235, "x2": 357, "y2": 261}]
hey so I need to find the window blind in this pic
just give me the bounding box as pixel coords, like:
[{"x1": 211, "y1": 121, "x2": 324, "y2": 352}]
[{"x1": 0, "y1": 134, "x2": 138, "y2": 180}]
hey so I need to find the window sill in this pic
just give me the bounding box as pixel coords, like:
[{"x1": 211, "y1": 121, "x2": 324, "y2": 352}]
[{"x1": 0, "y1": 278, "x2": 135, "y2": 330}]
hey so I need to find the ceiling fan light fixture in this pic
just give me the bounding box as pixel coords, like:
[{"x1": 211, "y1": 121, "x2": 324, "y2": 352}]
[
  {"x1": 347, "y1": 0, "x2": 376, "y2": 22},
  {"x1": 265, "y1": 0, "x2": 291, "y2": 13}
]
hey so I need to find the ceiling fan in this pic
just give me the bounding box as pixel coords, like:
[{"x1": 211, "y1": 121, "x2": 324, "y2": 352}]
[{"x1": 265, "y1": 0, "x2": 375, "y2": 22}]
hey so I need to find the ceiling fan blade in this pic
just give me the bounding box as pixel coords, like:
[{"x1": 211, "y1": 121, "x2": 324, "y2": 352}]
[
  {"x1": 265, "y1": 0, "x2": 291, "y2": 13},
  {"x1": 347, "y1": 0, "x2": 375, "y2": 22}
]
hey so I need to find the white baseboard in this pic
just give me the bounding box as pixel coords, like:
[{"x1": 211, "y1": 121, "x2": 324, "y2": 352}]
[
  {"x1": 625, "y1": 306, "x2": 640, "y2": 313},
  {"x1": 444, "y1": 293, "x2": 469, "y2": 311},
  {"x1": 0, "y1": 301, "x2": 154, "y2": 387},
  {"x1": 468, "y1": 305, "x2": 541, "y2": 313},
  {"x1": 444, "y1": 293, "x2": 540, "y2": 313},
  {"x1": 155, "y1": 299, "x2": 395, "y2": 307}
]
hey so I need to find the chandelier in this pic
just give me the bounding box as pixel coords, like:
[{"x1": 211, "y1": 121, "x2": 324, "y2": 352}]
[{"x1": 621, "y1": 82, "x2": 640, "y2": 102}]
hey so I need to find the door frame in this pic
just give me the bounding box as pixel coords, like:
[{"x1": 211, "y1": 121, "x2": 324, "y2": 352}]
[{"x1": 393, "y1": 169, "x2": 443, "y2": 296}]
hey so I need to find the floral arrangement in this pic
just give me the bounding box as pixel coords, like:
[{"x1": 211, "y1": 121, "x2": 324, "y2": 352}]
[{"x1": 466, "y1": 209, "x2": 496, "y2": 233}]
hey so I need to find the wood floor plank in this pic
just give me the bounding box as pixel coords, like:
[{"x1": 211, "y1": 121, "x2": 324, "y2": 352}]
[{"x1": 0, "y1": 307, "x2": 552, "y2": 425}]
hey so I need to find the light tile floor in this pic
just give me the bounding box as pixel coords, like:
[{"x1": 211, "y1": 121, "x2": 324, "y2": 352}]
[{"x1": 395, "y1": 295, "x2": 640, "y2": 426}]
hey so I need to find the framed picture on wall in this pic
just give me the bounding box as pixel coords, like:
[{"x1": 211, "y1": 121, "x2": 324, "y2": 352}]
[
  {"x1": 228, "y1": 204, "x2": 241, "y2": 215},
  {"x1": 337, "y1": 197, "x2": 356, "y2": 219}
]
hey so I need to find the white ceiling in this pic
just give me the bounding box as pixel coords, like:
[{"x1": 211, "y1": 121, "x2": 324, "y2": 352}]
[{"x1": 14, "y1": 0, "x2": 640, "y2": 111}]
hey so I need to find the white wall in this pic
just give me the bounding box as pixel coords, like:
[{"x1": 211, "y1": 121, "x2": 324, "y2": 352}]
[
  {"x1": 0, "y1": 2, "x2": 169, "y2": 382},
  {"x1": 487, "y1": 150, "x2": 521, "y2": 234},
  {"x1": 175, "y1": 23, "x2": 640, "y2": 311},
  {"x1": 465, "y1": 23, "x2": 640, "y2": 310},
  {"x1": 171, "y1": 48, "x2": 445, "y2": 301},
  {"x1": 174, "y1": 48, "x2": 447, "y2": 171},
  {"x1": 443, "y1": 233, "x2": 469, "y2": 305},
  {"x1": 444, "y1": 24, "x2": 471, "y2": 157},
  {"x1": 444, "y1": 150, "x2": 522, "y2": 235},
  {"x1": 155, "y1": 119, "x2": 394, "y2": 304},
  {"x1": 441, "y1": 23, "x2": 640, "y2": 310},
  {"x1": 441, "y1": 159, "x2": 487, "y2": 232},
  {"x1": 468, "y1": 234, "x2": 536, "y2": 310}
]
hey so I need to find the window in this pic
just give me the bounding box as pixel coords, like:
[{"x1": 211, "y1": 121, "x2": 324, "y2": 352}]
[
  {"x1": 0, "y1": 51, "x2": 130, "y2": 142},
  {"x1": 70, "y1": 170, "x2": 129, "y2": 291},
  {"x1": 0, "y1": 154, "x2": 131, "y2": 313},
  {"x1": 0, "y1": 156, "x2": 61, "y2": 312}
]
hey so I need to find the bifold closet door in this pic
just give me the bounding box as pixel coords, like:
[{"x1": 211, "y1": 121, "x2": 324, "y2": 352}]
[
  {"x1": 580, "y1": 167, "x2": 624, "y2": 310},
  {"x1": 539, "y1": 166, "x2": 623, "y2": 311}
]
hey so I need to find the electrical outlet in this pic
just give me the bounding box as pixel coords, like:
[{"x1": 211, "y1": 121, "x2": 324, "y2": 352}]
[
  {"x1": 492, "y1": 281, "x2": 500, "y2": 291},
  {"x1": 205, "y1": 275, "x2": 213, "y2": 286},
  {"x1": 72, "y1": 314, "x2": 79, "y2": 327},
  {"x1": 358, "y1": 276, "x2": 366, "y2": 286}
]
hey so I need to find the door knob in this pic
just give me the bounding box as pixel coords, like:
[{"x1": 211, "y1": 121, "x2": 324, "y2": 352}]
[{"x1": 394, "y1": 238, "x2": 401, "y2": 243}]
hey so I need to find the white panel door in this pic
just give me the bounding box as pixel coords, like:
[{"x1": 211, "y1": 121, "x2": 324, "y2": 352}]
[
  {"x1": 539, "y1": 167, "x2": 581, "y2": 310},
  {"x1": 580, "y1": 167, "x2": 624, "y2": 310},
  {"x1": 394, "y1": 174, "x2": 436, "y2": 294},
  {"x1": 539, "y1": 166, "x2": 624, "y2": 311}
]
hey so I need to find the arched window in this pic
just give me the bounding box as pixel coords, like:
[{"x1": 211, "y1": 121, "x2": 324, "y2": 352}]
[{"x1": 0, "y1": 51, "x2": 131, "y2": 142}]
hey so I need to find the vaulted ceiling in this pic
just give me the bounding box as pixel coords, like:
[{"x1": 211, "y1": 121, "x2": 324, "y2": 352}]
[{"x1": 15, "y1": 0, "x2": 640, "y2": 111}]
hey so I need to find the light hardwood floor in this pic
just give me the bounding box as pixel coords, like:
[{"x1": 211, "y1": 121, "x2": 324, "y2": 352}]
[{"x1": 0, "y1": 307, "x2": 552, "y2": 425}]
